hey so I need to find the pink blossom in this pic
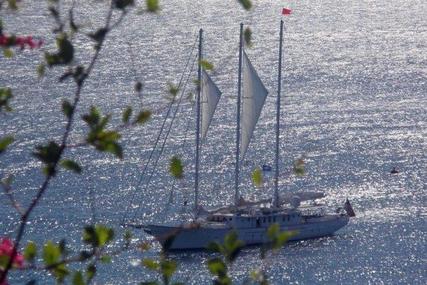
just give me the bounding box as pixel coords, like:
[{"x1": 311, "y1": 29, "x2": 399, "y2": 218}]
[
  {"x1": 0, "y1": 238, "x2": 24, "y2": 268},
  {"x1": 0, "y1": 34, "x2": 43, "y2": 50}
]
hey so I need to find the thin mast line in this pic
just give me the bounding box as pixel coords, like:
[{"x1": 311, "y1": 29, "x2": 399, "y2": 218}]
[
  {"x1": 235, "y1": 23, "x2": 244, "y2": 206},
  {"x1": 274, "y1": 20, "x2": 284, "y2": 208},
  {"x1": 195, "y1": 28, "x2": 202, "y2": 213}
]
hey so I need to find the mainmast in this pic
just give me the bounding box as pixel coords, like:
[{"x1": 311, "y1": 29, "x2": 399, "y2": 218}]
[
  {"x1": 195, "y1": 29, "x2": 202, "y2": 213},
  {"x1": 234, "y1": 23, "x2": 244, "y2": 206},
  {"x1": 274, "y1": 20, "x2": 284, "y2": 208}
]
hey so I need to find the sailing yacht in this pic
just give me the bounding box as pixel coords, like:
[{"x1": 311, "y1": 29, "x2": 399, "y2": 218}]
[{"x1": 142, "y1": 22, "x2": 354, "y2": 250}]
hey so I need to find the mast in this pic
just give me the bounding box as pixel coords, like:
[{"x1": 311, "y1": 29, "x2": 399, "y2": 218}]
[
  {"x1": 195, "y1": 28, "x2": 202, "y2": 213},
  {"x1": 274, "y1": 20, "x2": 284, "y2": 208},
  {"x1": 235, "y1": 23, "x2": 244, "y2": 206}
]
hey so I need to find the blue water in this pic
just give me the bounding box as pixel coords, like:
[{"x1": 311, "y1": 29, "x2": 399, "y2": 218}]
[{"x1": 1, "y1": 0, "x2": 426, "y2": 284}]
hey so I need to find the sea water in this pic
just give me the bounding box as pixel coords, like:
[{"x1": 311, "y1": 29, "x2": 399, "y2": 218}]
[{"x1": 0, "y1": 0, "x2": 426, "y2": 284}]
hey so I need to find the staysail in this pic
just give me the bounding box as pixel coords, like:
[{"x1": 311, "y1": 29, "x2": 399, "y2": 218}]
[
  {"x1": 240, "y1": 51, "x2": 268, "y2": 159},
  {"x1": 201, "y1": 70, "x2": 222, "y2": 140}
]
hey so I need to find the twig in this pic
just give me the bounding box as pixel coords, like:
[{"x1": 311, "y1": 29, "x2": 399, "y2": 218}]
[
  {"x1": 1, "y1": 181, "x2": 24, "y2": 216},
  {"x1": 0, "y1": 1, "x2": 123, "y2": 283}
]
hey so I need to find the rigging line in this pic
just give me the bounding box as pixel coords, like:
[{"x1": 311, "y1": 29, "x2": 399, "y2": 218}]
[
  {"x1": 121, "y1": 35, "x2": 199, "y2": 224},
  {"x1": 131, "y1": 52, "x2": 198, "y2": 221},
  {"x1": 118, "y1": 42, "x2": 145, "y2": 224},
  {"x1": 130, "y1": 52, "x2": 198, "y2": 222},
  {"x1": 166, "y1": 63, "x2": 199, "y2": 206}
]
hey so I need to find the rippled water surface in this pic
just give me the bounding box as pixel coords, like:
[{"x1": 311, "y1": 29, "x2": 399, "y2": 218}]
[{"x1": 1, "y1": 0, "x2": 426, "y2": 284}]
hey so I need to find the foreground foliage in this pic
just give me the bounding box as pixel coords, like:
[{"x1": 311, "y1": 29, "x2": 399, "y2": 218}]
[{"x1": 0, "y1": 1, "x2": 296, "y2": 284}]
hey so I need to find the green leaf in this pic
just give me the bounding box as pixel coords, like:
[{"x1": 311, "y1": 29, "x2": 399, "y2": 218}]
[
  {"x1": 160, "y1": 259, "x2": 177, "y2": 284},
  {"x1": 223, "y1": 231, "x2": 244, "y2": 263},
  {"x1": 3, "y1": 48, "x2": 14, "y2": 58},
  {"x1": 58, "y1": 239, "x2": 68, "y2": 257},
  {"x1": 83, "y1": 225, "x2": 114, "y2": 247},
  {"x1": 238, "y1": 0, "x2": 252, "y2": 10},
  {"x1": 276, "y1": 231, "x2": 295, "y2": 247},
  {"x1": 95, "y1": 225, "x2": 115, "y2": 246},
  {"x1": 169, "y1": 156, "x2": 183, "y2": 179},
  {"x1": 142, "y1": 258, "x2": 159, "y2": 271},
  {"x1": 139, "y1": 241, "x2": 151, "y2": 251},
  {"x1": 207, "y1": 258, "x2": 227, "y2": 277},
  {"x1": 293, "y1": 158, "x2": 305, "y2": 176},
  {"x1": 134, "y1": 110, "x2": 151, "y2": 125},
  {"x1": 72, "y1": 271, "x2": 85, "y2": 285},
  {"x1": 199, "y1": 59, "x2": 214, "y2": 71},
  {"x1": 62, "y1": 100, "x2": 73, "y2": 119},
  {"x1": 43, "y1": 241, "x2": 61, "y2": 266},
  {"x1": 33, "y1": 141, "x2": 62, "y2": 163},
  {"x1": 101, "y1": 140, "x2": 123, "y2": 159},
  {"x1": 0, "y1": 136, "x2": 14, "y2": 154},
  {"x1": 7, "y1": 0, "x2": 18, "y2": 10},
  {"x1": 61, "y1": 159, "x2": 82, "y2": 174},
  {"x1": 82, "y1": 106, "x2": 101, "y2": 127},
  {"x1": 53, "y1": 264, "x2": 70, "y2": 283},
  {"x1": 100, "y1": 255, "x2": 111, "y2": 263},
  {"x1": 24, "y1": 241, "x2": 37, "y2": 262},
  {"x1": 83, "y1": 107, "x2": 124, "y2": 158},
  {"x1": 250, "y1": 269, "x2": 268, "y2": 285},
  {"x1": 1, "y1": 175, "x2": 13, "y2": 188},
  {"x1": 207, "y1": 241, "x2": 221, "y2": 253},
  {"x1": 113, "y1": 0, "x2": 135, "y2": 10},
  {"x1": 58, "y1": 35, "x2": 74, "y2": 64},
  {"x1": 37, "y1": 64, "x2": 46, "y2": 77},
  {"x1": 0, "y1": 255, "x2": 10, "y2": 269},
  {"x1": 45, "y1": 34, "x2": 74, "y2": 66},
  {"x1": 167, "y1": 83, "x2": 179, "y2": 97},
  {"x1": 186, "y1": 92, "x2": 194, "y2": 102},
  {"x1": 124, "y1": 230, "x2": 133, "y2": 248},
  {"x1": 244, "y1": 27, "x2": 252, "y2": 47},
  {"x1": 251, "y1": 167, "x2": 263, "y2": 187},
  {"x1": 146, "y1": 0, "x2": 159, "y2": 12},
  {"x1": 264, "y1": 223, "x2": 295, "y2": 253},
  {"x1": 122, "y1": 106, "x2": 132, "y2": 124},
  {"x1": 267, "y1": 223, "x2": 280, "y2": 240},
  {"x1": 33, "y1": 141, "x2": 62, "y2": 176},
  {"x1": 0, "y1": 87, "x2": 13, "y2": 112},
  {"x1": 124, "y1": 230, "x2": 133, "y2": 241},
  {"x1": 86, "y1": 264, "x2": 96, "y2": 282}
]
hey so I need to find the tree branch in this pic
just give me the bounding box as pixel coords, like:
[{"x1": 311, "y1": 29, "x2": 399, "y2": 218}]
[{"x1": 0, "y1": 1, "x2": 123, "y2": 283}]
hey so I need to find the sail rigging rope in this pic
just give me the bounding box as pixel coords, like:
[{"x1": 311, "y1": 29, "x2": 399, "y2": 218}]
[
  {"x1": 129, "y1": 52, "x2": 198, "y2": 222},
  {"x1": 163, "y1": 66, "x2": 198, "y2": 213},
  {"x1": 121, "y1": 35, "x2": 199, "y2": 224}
]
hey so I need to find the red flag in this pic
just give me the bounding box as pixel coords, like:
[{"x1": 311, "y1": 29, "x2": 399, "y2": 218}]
[{"x1": 282, "y1": 8, "x2": 292, "y2": 15}]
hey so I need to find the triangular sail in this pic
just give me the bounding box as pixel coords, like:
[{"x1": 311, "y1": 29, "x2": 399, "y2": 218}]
[
  {"x1": 201, "y1": 70, "x2": 222, "y2": 139},
  {"x1": 240, "y1": 51, "x2": 268, "y2": 159}
]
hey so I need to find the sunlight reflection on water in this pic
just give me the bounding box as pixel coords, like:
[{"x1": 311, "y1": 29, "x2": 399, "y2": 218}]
[{"x1": 1, "y1": 0, "x2": 426, "y2": 284}]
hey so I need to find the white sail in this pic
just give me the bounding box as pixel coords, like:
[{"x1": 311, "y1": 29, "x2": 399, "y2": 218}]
[
  {"x1": 201, "y1": 70, "x2": 222, "y2": 140},
  {"x1": 241, "y1": 51, "x2": 268, "y2": 159}
]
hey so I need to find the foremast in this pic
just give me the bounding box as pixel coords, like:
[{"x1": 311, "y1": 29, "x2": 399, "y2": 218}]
[
  {"x1": 274, "y1": 20, "x2": 284, "y2": 208},
  {"x1": 195, "y1": 29, "x2": 202, "y2": 214},
  {"x1": 234, "y1": 23, "x2": 244, "y2": 206}
]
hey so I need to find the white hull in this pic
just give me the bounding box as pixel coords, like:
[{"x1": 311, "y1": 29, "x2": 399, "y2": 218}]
[{"x1": 143, "y1": 214, "x2": 349, "y2": 250}]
